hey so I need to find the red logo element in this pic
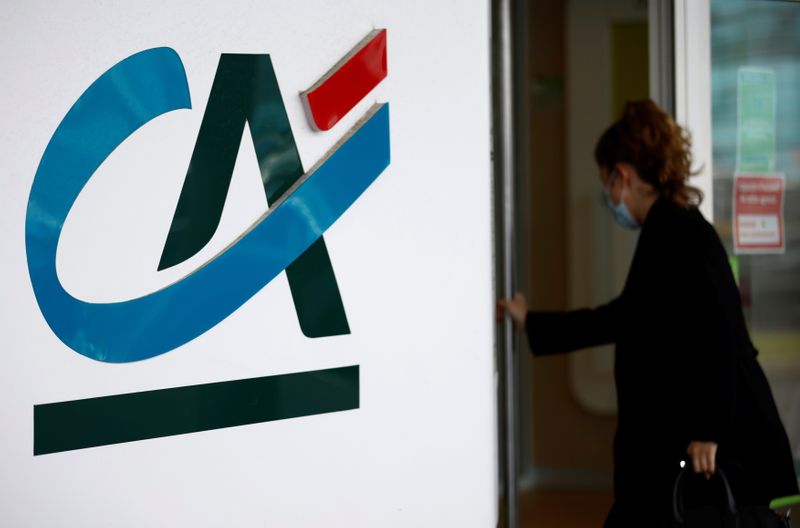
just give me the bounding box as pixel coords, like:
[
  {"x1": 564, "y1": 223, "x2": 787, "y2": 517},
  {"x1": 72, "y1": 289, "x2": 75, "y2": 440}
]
[{"x1": 302, "y1": 29, "x2": 388, "y2": 131}]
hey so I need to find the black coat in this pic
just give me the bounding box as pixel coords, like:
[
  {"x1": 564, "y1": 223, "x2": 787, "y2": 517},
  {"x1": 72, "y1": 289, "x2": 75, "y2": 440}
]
[{"x1": 525, "y1": 198, "x2": 798, "y2": 524}]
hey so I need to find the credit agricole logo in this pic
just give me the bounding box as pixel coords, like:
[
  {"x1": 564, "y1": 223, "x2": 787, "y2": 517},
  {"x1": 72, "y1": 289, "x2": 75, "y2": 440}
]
[{"x1": 26, "y1": 30, "x2": 389, "y2": 455}]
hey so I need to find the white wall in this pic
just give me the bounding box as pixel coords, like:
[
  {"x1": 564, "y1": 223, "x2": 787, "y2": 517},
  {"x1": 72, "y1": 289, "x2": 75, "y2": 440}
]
[{"x1": 0, "y1": 1, "x2": 496, "y2": 526}]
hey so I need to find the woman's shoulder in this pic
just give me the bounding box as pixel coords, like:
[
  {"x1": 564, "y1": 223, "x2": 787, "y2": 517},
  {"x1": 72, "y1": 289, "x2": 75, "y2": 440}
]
[
  {"x1": 645, "y1": 198, "x2": 711, "y2": 234},
  {"x1": 642, "y1": 198, "x2": 723, "y2": 256}
]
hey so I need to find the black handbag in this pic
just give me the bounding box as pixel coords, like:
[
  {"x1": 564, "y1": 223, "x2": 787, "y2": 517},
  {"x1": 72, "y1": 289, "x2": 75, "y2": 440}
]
[{"x1": 672, "y1": 465, "x2": 791, "y2": 527}]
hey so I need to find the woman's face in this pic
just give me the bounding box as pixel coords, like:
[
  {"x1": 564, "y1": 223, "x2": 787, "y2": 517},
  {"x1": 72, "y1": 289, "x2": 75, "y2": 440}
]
[{"x1": 599, "y1": 164, "x2": 643, "y2": 229}]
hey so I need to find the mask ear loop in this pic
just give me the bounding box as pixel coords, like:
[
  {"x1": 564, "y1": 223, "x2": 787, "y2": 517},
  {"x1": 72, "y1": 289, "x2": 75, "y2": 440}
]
[
  {"x1": 608, "y1": 166, "x2": 630, "y2": 201},
  {"x1": 605, "y1": 168, "x2": 621, "y2": 204},
  {"x1": 608, "y1": 167, "x2": 619, "y2": 187}
]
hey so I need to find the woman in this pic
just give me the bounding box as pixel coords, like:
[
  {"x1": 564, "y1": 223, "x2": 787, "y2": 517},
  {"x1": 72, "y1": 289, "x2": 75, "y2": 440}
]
[{"x1": 498, "y1": 99, "x2": 798, "y2": 526}]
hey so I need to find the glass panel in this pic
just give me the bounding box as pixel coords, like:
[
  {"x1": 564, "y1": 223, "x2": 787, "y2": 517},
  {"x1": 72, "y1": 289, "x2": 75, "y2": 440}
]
[{"x1": 711, "y1": 0, "x2": 800, "y2": 470}]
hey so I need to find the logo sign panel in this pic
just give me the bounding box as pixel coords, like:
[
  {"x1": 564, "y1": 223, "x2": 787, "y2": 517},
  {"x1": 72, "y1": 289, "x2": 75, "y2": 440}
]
[
  {"x1": 27, "y1": 31, "x2": 389, "y2": 454},
  {"x1": 2, "y1": 4, "x2": 496, "y2": 526}
]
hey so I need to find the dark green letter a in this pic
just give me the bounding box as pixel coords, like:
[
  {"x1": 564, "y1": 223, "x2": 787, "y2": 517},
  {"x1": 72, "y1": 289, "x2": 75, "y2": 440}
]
[{"x1": 158, "y1": 54, "x2": 349, "y2": 337}]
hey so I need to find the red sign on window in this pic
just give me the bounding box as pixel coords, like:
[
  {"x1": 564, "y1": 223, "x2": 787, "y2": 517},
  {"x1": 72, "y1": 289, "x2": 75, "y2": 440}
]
[{"x1": 733, "y1": 173, "x2": 785, "y2": 254}]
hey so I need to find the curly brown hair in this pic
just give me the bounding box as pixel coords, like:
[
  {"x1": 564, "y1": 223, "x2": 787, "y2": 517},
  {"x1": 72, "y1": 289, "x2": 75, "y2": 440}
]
[{"x1": 594, "y1": 99, "x2": 703, "y2": 208}]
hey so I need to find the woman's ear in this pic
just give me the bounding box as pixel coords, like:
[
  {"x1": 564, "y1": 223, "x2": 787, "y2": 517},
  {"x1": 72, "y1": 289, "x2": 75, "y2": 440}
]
[{"x1": 615, "y1": 163, "x2": 634, "y2": 187}]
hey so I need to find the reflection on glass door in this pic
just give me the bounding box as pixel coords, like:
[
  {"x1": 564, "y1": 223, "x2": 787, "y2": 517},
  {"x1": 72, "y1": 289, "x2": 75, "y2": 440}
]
[{"x1": 710, "y1": 0, "x2": 800, "y2": 471}]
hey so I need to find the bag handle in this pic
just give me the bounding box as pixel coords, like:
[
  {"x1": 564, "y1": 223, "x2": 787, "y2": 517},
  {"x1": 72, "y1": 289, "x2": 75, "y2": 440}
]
[{"x1": 672, "y1": 463, "x2": 738, "y2": 525}]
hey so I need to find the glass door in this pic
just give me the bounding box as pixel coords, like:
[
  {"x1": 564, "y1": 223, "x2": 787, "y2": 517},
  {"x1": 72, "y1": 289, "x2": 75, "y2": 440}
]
[
  {"x1": 708, "y1": 0, "x2": 800, "y2": 477},
  {"x1": 676, "y1": 0, "x2": 800, "y2": 486}
]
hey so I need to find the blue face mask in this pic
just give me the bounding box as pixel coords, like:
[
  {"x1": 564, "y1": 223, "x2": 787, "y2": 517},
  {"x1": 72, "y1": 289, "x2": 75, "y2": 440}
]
[{"x1": 604, "y1": 180, "x2": 640, "y2": 230}]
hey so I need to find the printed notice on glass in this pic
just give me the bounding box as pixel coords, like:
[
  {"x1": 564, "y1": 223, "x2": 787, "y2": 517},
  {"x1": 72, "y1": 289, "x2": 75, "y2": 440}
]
[
  {"x1": 737, "y1": 68, "x2": 776, "y2": 173},
  {"x1": 733, "y1": 173, "x2": 785, "y2": 254}
]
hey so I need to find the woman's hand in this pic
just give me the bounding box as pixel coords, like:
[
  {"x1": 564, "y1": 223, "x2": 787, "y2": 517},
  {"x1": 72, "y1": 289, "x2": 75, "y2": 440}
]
[
  {"x1": 687, "y1": 441, "x2": 718, "y2": 480},
  {"x1": 496, "y1": 292, "x2": 528, "y2": 331}
]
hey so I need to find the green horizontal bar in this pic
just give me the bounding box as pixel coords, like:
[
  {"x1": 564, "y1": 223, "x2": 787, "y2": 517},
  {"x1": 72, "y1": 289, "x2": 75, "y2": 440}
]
[
  {"x1": 34, "y1": 365, "x2": 359, "y2": 455},
  {"x1": 770, "y1": 494, "x2": 800, "y2": 510}
]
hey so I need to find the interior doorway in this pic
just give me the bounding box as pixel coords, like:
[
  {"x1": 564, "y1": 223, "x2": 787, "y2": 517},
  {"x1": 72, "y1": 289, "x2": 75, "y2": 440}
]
[
  {"x1": 504, "y1": 1, "x2": 800, "y2": 527},
  {"x1": 510, "y1": 0, "x2": 656, "y2": 525}
]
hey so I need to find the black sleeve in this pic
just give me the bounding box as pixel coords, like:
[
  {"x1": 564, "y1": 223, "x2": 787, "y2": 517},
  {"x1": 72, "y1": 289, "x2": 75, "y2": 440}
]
[{"x1": 524, "y1": 296, "x2": 622, "y2": 356}]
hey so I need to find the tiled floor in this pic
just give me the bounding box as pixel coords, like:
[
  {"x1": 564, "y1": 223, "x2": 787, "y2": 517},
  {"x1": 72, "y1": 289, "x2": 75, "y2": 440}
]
[
  {"x1": 521, "y1": 490, "x2": 613, "y2": 527},
  {"x1": 503, "y1": 489, "x2": 799, "y2": 528},
  {"x1": 497, "y1": 490, "x2": 614, "y2": 528}
]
